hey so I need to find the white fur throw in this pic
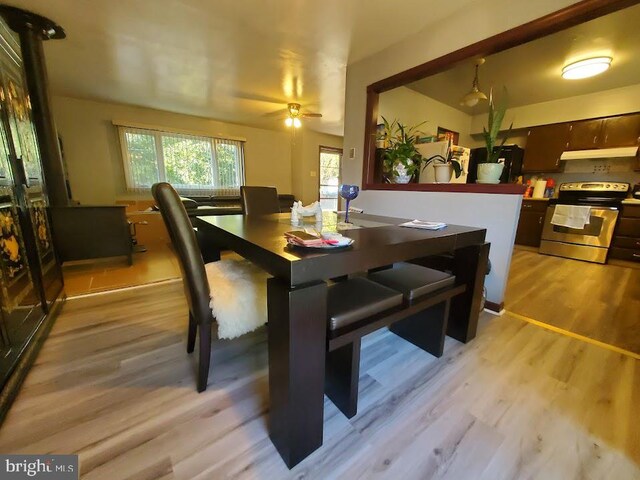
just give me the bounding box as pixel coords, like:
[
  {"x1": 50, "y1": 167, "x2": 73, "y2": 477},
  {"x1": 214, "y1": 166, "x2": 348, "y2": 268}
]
[{"x1": 205, "y1": 256, "x2": 269, "y2": 340}]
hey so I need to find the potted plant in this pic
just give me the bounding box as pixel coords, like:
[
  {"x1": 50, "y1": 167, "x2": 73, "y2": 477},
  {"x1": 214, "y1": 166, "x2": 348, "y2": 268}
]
[
  {"x1": 421, "y1": 140, "x2": 463, "y2": 183},
  {"x1": 377, "y1": 117, "x2": 425, "y2": 184},
  {"x1": 479, "y1": 87, "x2": 512, "y2": 184}
]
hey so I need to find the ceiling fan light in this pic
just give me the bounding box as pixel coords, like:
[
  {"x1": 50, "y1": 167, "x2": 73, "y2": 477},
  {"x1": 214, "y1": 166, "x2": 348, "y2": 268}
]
[
  {"x1": 562, "y1": 57, "x2": 612, "y2": 80},
  {"x1": 285, "y1": 117, "x2": 293, "y2": 127},
  {"x1": 293, "y1": 118, "x2": 302, "y2": 128}
]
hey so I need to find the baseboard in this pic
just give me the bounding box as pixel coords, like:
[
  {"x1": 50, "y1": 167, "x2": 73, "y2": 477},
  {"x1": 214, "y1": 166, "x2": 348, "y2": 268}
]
[
  {"x1": 484, "y1": 300, "x2": 504, "y2": 314},
  {"x1": 0, "y1": 293, "x2": 66, "y2": 425}
]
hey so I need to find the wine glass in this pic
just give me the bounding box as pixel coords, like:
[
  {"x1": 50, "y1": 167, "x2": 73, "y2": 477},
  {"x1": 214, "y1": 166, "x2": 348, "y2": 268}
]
[{"x1": 339, "y1": 184, "x2": 360, "y2": 223}]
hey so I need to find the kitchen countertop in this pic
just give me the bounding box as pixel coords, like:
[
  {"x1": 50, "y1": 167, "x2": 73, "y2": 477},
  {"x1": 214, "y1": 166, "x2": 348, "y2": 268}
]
[
  {"x1": 622, "y1": 198, "x2": 640, "y2": 205},
  {"x1": 522, "y1": 197, "x2": 549, "y2": 202}
]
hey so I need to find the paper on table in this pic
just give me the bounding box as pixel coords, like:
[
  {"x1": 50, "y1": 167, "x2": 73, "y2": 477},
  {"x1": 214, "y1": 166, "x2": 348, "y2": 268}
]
[{"x1": 399, "y1": 220, "x2": 447, "y2": 230}]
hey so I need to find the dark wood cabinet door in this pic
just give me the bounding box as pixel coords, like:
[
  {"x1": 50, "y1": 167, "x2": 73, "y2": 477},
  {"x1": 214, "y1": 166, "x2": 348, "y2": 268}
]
[
  {"x1": 602, "y1": 114, "x2": 640, "y2": 147},
  {"x1": 522, "y1": 124, "x2": 570, "y2": 173},
  {"x1": 567, "y1": 119, "x2": 603, "y2": 150},
  {"x1": 515, "y1": 210, "x2": 545, "y2": 247}
]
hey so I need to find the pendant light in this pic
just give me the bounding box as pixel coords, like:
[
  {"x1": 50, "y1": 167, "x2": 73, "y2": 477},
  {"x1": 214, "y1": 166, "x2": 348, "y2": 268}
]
[{"x1": 461, "y1": 58, "x2": 488, "y2": 107}]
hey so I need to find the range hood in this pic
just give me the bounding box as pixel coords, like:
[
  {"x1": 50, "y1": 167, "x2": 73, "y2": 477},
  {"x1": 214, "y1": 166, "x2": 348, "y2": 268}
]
[{"x1": 560, "y1": 146, "x2": 638, "y2": 161}]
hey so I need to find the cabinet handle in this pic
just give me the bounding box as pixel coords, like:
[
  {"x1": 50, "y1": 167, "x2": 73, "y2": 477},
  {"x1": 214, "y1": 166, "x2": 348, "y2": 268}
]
[
  {"x1": 539, "y1": 216, "x2": 542, "y2": 224},
  {"x1": 593, "y1": 136, "x2": 597, "y2": 143},
  {"x1": 569, "y1": 125, "x2": 573, "y2": 131},
  {"x1": 555, "y1": 158, "x2": 559, "y2": 166},
  {"x1": 523, "y1": 204, "x2": 532, "y2": 208},
  {"x1": 604, "y1": 134, "x2": 608, "y2": 144},
  {"x1": 636, "y1": 241, "x2": 640, "y2": 246}
]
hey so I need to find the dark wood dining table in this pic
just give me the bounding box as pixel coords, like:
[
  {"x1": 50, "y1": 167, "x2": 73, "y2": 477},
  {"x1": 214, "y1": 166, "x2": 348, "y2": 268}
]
[{"x1": 196, "y1": 212, "x2": 488, "y2": 468}]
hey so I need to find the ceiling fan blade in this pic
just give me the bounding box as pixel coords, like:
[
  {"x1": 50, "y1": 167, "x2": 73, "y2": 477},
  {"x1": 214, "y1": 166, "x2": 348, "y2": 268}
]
[
  {"x1": 301, "y1": 112, "x2": 322, "y2": 118},
  {"x1": 263, "y1": 107, "x2": 290, "y2": 118}
]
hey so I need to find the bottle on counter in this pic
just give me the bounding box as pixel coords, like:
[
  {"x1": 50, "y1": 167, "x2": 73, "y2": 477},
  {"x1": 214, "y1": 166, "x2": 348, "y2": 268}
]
[
  {"x1": 545, "y1": 178, "x2": 556, "y2": 198},
  {"x1": 524, "y1": 179, "x2": 533, "y2": 198}
]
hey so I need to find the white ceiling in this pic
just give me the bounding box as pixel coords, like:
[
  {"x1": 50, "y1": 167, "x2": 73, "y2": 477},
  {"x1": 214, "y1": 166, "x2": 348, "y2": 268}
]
[
  {"x1": 8, "y1": 0, "x2": 480, "y2": 136},
  {"x1": 407, "y1": 3, "x2": 640, "y2": 115}
]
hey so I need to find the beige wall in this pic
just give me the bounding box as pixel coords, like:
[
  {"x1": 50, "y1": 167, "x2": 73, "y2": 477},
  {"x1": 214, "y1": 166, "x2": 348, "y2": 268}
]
[
  {"x1": 290, "y1": 128, "x2": 343, "y2": 205},
  {"x1": 341, "y1": 0, "x2": 581, "y2": 305},
  {"x1": 470, "y1": 83, "x2": 640, "y2": 134},
  {"x1": 379, "y1": 87, "x2": 474, "y2": 147},
  {"x1": 52, "y1": 95, "x2": 294, "y2": 204}
]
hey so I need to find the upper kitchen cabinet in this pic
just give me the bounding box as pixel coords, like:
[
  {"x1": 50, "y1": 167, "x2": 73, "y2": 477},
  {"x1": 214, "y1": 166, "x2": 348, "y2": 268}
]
[
  {"x1": 601, "y1": 114, "x2": 640, "y2": 147},
  {"x1": 567, "y1": 119, "x2": 603, "y2": 150},
  {"x1": 566, "y1": 114, "x2": 640, "y2": 150},
  {"x1": 522, "y1": 123, "x2": 570, "y2": 173}
]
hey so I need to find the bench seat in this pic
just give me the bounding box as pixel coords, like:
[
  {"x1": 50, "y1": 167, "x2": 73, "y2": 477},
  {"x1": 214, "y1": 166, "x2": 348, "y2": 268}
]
[{"x1": 325, "y1": 266, "x2": 465, "y2": 419}]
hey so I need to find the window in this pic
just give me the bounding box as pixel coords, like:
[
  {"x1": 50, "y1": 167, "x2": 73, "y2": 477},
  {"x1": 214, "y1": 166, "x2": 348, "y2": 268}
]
[
  {"x1": 319, "y1": 147, "x2": 342, "y2": 211},
  {"x1": 118, "y1": 126, "x2": 245, "y2": 196}
]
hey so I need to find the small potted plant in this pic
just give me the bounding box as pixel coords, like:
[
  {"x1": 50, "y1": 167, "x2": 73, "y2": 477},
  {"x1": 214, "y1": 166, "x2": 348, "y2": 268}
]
[
  {"x1": 421, "y1": 139, "x2": 463, "y2": 183},
  {"x1": 377, "y1": 117, "x2": 425, "y2": 184},
  {"x1": 478, "y1": 87, "x2": 512, "y2": 184}
]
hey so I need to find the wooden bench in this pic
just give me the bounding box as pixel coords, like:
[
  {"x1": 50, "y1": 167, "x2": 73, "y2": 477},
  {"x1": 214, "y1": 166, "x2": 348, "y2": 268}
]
[{"x1": 325, "y1": 264, "x2": 466, "y2": 419}]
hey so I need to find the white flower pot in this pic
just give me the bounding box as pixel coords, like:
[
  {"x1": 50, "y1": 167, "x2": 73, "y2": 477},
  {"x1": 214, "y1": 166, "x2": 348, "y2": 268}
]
[
  {"x1": 433, "y1": 163, "x2": 452, "y2": 183},
  {"x1": 476, "y1": 163, "x2": 504, "y2": 184},
  {"x1": 392, "y1": 161, "x2": 413, "y2": 184}
]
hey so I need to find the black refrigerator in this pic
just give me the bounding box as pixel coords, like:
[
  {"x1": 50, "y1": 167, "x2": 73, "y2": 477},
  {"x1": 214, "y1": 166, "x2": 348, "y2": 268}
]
[
  {"x1": 466, "y1": 145, "x2": 524, "y2": 184},
  {"x1": 0, "y1": 10, "x2": 64, "y2": 422}
]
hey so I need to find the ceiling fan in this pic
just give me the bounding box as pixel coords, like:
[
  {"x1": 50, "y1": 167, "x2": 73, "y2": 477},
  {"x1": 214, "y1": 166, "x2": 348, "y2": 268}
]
[{"x1": 266, "y1": 102, "x2": 322, "y2": 128}]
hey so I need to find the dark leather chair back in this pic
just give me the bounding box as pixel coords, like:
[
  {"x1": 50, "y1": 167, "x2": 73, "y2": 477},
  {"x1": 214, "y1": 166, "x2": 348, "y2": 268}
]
[
  {"x1": 152, "y1": 183, "x2": 211, "y2": 323},
  {"x1": 240, "y1": 186, "x2": 280, "y2": 215}
]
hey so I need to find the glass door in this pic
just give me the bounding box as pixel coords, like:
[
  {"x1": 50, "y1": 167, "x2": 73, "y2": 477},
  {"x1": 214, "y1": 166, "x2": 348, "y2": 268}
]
[
  {"x1": 319, "y1": 147, "x2": 342, "y2": 211},
  {"x1": 0, "y1": 22, "x2": 62, "y2": 310}
]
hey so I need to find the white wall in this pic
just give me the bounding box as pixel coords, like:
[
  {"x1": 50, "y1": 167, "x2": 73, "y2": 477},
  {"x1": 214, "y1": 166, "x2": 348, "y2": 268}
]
[
  {"x1": 352, "y1": 190, "x2": 522, "y2": 304},
  {"x1": 342, "y1": 0, "x2": 580, "y2": 305},
  {"x1": 52, "y1": 95, "x2": 294, "y2": 204},
  {"x1": 379, "y1": 87, "x2": 474, "y2": 147},
  {"x1": 470, "y1": 83, "x2": 640, "y2": 134}
]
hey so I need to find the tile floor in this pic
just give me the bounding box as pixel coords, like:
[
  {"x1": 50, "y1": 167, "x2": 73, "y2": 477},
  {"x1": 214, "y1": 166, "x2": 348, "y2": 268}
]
[{"x1": 62, "y1": 242, "x2": 181, "y2": 297}]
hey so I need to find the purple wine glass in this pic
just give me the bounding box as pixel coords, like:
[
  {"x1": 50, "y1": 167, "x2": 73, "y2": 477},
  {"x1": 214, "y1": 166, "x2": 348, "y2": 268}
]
[{"x1": 339, "y1": 184, "x2": 359, "y2": 223}]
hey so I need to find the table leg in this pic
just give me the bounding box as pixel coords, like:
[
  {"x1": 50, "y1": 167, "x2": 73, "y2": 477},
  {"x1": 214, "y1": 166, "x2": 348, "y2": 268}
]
[
  {"x1": 267, "y1": 278, "x2": 327, "y2": 468},
  {"x1": 448, "y1": 242, "x2": 490, "y2": 343}
]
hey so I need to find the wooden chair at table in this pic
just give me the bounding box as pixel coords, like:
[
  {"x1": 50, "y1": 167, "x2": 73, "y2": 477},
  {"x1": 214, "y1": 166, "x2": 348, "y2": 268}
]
[{"x1": 240, "y1": 186, "x2": 281, "y2": 215}]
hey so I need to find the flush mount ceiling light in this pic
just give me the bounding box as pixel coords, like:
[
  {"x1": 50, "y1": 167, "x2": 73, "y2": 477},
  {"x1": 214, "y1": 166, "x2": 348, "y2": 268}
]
[
  {"x1": 562, "y1": 56, "x2": 612, "y2": 80},
  {"x1": 460, "y1": 58, "x2": 488, "y2": 108}
]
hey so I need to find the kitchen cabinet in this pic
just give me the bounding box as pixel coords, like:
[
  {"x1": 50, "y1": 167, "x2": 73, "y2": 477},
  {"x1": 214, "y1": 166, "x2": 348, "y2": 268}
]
[
  {"x1": 522, "y1": 124, "x2": 570, "y2": 173},
  {"x1": 609, "y1": 204, "x2": 640, "y2": 263},
  {"x1": 602, "y1": 114, "x2": 640, "y2": 147},
  {"x1": 515, "y1": 200, "x2": 548, "y2": 247},
  {"x1": 567, "y1": 119, "x2": 603, "y2": 150}
]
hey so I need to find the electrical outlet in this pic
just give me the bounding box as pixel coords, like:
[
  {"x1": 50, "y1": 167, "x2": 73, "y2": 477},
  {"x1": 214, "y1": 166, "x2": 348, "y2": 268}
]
[
  {"x1": 310, "y1": 170, "x2": 317, "y2": 177},
  {"x1": 349, "y1": 148, "x2": 356, "y2": 159}
]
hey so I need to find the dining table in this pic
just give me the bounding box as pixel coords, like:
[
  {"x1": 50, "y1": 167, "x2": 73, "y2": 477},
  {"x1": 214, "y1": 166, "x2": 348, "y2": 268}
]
[{"x1": 196, "y1": 211, "x2": 489, "y2": 468}]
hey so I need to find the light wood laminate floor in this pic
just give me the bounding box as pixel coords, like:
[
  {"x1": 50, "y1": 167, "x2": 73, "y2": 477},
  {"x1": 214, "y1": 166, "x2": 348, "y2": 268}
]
[
  {"x1": 505, "y1": 248, "x2": 640, "y2": 355},
  {"x1": 0, "y1": 281, "x2": 638, "y2": 479}
]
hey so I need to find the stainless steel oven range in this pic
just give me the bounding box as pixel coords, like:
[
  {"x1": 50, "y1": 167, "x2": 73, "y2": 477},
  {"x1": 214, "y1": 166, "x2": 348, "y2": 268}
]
[{"x1": 539, "y1": 182, "x2": 630, "y2": 263}]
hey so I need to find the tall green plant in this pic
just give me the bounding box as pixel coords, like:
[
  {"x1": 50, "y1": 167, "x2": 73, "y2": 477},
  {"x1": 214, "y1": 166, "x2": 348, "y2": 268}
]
[
  {"x1": 482, "y1": 87, "x2": 513, "y2": 163},
  {"x1": 377, "y1": 116, "x2": 426, "y2": 179}
]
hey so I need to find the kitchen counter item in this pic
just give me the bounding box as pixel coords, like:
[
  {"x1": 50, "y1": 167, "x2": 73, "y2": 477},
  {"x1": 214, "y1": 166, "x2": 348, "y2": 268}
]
[{"x1": 532, "y1": 179, "x2": 547, "y2": 199}]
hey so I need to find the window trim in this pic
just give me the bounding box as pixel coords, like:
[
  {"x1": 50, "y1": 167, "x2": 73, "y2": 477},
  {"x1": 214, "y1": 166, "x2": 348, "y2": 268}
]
[
  {"x1": 116, "y1": 124, "x2": 245, "y2": 196},
  {"x1": 318, "y1": 145, "x2": 343, "y2": 210}
]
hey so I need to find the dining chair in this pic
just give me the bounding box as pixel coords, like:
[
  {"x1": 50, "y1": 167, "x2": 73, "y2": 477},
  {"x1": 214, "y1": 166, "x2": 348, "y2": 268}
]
[
  {"x1": 152, "y1": 182, "x2": 268, "y2": 392},
  {"x1": 240, "y1": 186, "x2": 281, "y2": 215}
]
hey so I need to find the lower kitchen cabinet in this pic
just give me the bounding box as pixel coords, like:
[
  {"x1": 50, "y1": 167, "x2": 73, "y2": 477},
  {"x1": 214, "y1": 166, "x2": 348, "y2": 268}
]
[
  {"x1": 609, "y1": 205, "x2": 640, "y2": 263},
  {"x1": 515, "y1": 200, "x2": 548, "y2": 247}
]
